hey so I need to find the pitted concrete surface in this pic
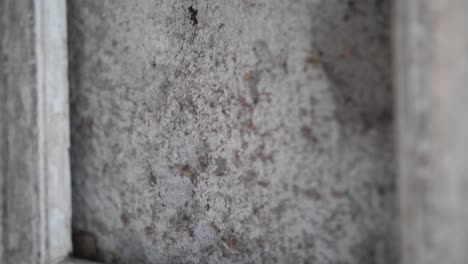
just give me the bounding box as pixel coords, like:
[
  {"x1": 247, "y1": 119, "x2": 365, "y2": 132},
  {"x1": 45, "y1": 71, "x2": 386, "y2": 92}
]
[{"x1": 68, "y1": 1, "x2": 396, "y2": 263}]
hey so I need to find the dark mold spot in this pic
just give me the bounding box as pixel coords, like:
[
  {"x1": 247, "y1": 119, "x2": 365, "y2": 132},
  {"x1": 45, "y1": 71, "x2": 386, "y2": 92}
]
[
  {"x1": 343, "y1": 13, "x2": 350, "y2": 21},
  {"x1": 300, "y1": 125, "x2": 317, "y2": 143},
  {"x1": 253, "y1": 40, "x2": 273, "y2": 63},
  {"x1": 243, "y1": 71, "x2": 261, "y2": 105},
  {"x1": 210, "y1": 222, "x2": 221, "y2": 234},
  {"x1": 171, "y1": 209, "x2": 194, "y2": 235},
  {"x1": 144, "y1": 225, "x2": 156, "y2": 239},
  {"x1": 242, "y1": 170, "x2": 257, "y2": 185},
  {"x1": 375, "y1": 0, "x2": 386, "y2": 13},
  {"x1": 148, "y1": 169, "x2": 157, "y2": 187},
  {"x1": 310, "y1": 96, "x2": 318, "y2": 105},
  {"x1": 251, "y1": 144, "x2": 274, "y2": 163},
  {"x1": 271, "y1": 200, "x2": 288, "y2": 221},
  {"x1": 214, "y1": 157, "x2": 228, "y2": 176},
  {"x1": 330, "y1": 188, "x2": 346, "y2": 199},
  {"x1": 222, "y1": 232, "x2": 238, "y2": 250},
  {"x1": 188, "y1": 6, "x2": 198, "y2": 26},
  {"x1": 257, "y1": 180, "x2": 270, "y2": 188},
  {"x1": 377, "y1": 185, "x2": 386, "y2": 196},
  {"x1": 347, "y1": 0, "x2": 356, "y2": 11},
  {"x1": 253, "y1": 204, "x2": 264, "y2": 215},
  {"x1": 377, "y1": 107, "x2": 393, "y2": 124},
  {"x1": 175, "y1": 163, "x2": 198, "y2": 184},
  {"x1": 303, "y1": 188, "x2": 321, "y2": 200},
  {"x1": 80, "y1": 116, "x2": 94, "y2": 136},
  {"x1": 305, "y1": 50, "x2": 323, "y2": 66},
  {"x1": 197, "y1": 153, "x2": 210, "y2": 172},
  {"x1": 120, "y1": 212, "x2": 130, "y2": 225}
]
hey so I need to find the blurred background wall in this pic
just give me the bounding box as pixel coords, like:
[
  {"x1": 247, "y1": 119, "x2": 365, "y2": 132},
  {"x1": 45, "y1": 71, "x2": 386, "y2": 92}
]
[{"x1": 68, "y1": 0, "x2": 396, "y2": 263}]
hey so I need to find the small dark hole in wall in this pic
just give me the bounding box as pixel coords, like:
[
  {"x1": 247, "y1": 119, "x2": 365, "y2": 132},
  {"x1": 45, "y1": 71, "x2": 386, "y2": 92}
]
[{"x1": 188, "y1": 6, "x2": 198, "y2": 26}]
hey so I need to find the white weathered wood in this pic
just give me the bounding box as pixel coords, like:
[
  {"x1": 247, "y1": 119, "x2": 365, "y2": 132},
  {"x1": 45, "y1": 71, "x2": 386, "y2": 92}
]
[
  {"x1": 396, "y1": 0, "x2": 468, "y2": 264},
  {"x1": 35, "y1": 0, "x2": 72, "y2": 262},
  {"x1": 1, "y1": 0, "x2": 73, "y2": 263}
]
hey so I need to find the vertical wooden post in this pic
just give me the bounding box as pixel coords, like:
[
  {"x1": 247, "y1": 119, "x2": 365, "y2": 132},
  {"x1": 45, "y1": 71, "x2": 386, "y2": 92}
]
[
  {"x1": 35, "y1": 0, "x2": 72, "y2": 262},
  {"x1": 1, "y1": 0, "x2": 71, "y2": 263},
  {"x1": 396, "y1": 0, "x2": 468, "y2": 263}
]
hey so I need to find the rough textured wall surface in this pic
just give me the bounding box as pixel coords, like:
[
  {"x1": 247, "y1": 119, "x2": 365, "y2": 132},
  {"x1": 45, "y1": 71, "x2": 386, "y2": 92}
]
[{"x1": 68, "y1": 0, "x2": 396, "y2": 263}]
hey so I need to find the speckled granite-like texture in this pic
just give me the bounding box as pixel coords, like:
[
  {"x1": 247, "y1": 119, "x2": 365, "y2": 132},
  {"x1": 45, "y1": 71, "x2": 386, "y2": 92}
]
[{"x1": 68, "y1": 0, "x2": 396, "y2": 263}]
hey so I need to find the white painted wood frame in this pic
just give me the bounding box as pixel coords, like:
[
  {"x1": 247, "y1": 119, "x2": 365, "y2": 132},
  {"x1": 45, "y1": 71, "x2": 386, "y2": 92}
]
[
  {"x1": 0, "y1": 0, "x2": 99, "y2": 263},
  {"x1": 395, "y1": 0, "x2": 468, "y2": 264}
]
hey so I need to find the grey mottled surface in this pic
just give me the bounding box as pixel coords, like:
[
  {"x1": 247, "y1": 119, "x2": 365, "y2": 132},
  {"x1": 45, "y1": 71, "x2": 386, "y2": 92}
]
[
  {"x1": 68, "y1": 0, "x2": 396, "y2": 263},
  {"x1": 1, "y1": 1, "x2": 40, "y2": 263}
]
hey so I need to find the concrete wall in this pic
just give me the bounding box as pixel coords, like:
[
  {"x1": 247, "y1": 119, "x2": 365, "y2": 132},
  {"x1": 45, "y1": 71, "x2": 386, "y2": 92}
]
[{"x1": 68, "y1": 0, "x2": 396, "y2": 263}]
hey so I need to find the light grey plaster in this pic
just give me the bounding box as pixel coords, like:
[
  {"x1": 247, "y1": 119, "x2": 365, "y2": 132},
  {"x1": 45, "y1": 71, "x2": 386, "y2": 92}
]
[{"x1": 69, "y1": 1, "x2": 395, "y2": 263}]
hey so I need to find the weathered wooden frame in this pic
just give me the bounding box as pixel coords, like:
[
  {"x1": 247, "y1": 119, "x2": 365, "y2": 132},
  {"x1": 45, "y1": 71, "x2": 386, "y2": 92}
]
[
  {"x1": 2, "y1": 0, "x2": 466, "y2": 263},
  {"x1": 0, "y1": 0, "x2": 98, "y2": 263},
  {"x1": 395, "y1": 0, "x2": 468, "y2": 264}
]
